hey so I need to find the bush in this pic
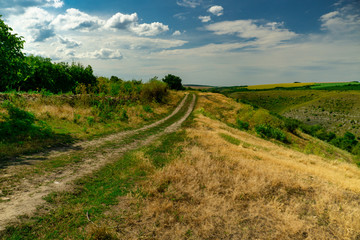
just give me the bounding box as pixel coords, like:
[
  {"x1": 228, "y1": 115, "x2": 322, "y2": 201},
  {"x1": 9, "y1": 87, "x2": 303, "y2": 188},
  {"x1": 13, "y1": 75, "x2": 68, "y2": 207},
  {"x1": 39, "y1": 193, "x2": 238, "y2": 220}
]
[
  {"x1": 331, "y1": 132, "x2": 358, "y2": 152},
  {"x1": 284, "y1": 118, "x2": 300, "y2": 134},
  {"x1": 162, "y1": 74, "x2": 184, "y2": 90},
  {"x1": 255, "y1": 124, "x2": 288, "y2": 143},
  {"x1": 141, "y1": 78, "x2": 168, "y2": 103},
  {"x1": 0, "y1": 101, "x2": 52, "y2": 142},
  {"x1": 236, "y1": 119, "x2": 249, "y2": 130}
]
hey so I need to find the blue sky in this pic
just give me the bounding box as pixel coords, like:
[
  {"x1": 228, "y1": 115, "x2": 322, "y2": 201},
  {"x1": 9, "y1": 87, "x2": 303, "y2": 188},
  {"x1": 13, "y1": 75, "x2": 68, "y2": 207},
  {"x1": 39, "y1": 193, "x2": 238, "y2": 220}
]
[{"x1": 1, "y1": 0, "x2": 359, "y2": 86}]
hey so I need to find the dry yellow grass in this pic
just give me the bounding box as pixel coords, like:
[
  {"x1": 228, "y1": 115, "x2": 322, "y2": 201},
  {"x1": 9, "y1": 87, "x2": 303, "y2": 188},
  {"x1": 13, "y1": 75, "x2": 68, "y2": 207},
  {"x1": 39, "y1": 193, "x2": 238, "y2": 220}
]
[
  {"x1": 247, "y1": 82, "x2": 315, "y2": 90},
  {"x1": 97, "y1": 93, "x2": 360, "y2": 239}
]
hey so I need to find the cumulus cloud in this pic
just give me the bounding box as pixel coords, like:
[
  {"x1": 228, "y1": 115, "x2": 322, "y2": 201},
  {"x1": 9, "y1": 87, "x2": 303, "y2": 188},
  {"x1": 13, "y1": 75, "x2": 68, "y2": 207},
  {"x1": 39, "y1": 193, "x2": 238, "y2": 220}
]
[
  {"x1": 176, "y1": 0, "x2": 201, "y2": 8},
  {"x1": 130, "y1": 22, "x2": 169, "y2": 36},
  {"x1": 208, "y1": 5, "x2": 223, "y2": 16},
  {"x1": 199, "y1": 16, "x2": 211, "y2": 23},
  {"x1": 86, "y1": 48, "x2": 123, "y2": 60},
  {"x1": 320, "y1": 4, "x2": 360, "y2": 36},
  {"x1": 8, "y1": 7, "x2": 55, "y2": 42},
  {"x1": 51, "y1": 8, "x2": 104, "y2": 31},
  {"x1": 172, "y1": 30, "x2": 182, "y2": 36},
  {"x1": 206, "y1": 20, "x2": 297, "y2": 48},
  {"x1": 58, "y1": 36, "x2": 81, "y2": 48},
  {"x1": 104, "y1": 12, "x2": 138, "y2": 30}
]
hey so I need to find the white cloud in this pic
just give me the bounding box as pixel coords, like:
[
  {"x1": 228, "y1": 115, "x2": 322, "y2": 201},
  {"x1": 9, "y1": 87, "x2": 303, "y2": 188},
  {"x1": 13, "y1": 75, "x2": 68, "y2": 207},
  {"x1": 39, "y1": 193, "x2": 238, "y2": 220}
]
[
  {"x1": 208, "y1": 5, "x2": 223, "y2": 16},
  {"x1": 104, "y1": 12, "x2": 168, "y2": 36},
  {"x1": 206, "y1": 20, "x2": 297, "y2": 48},
  {"x1": 104, "y1": 12, "x2": 138, "y2": 30},
  {"x1": 0, "y1": 0, "x2": 64, "y2": 14},
  {"x1": 172, "y1": 30, "x2": 181, "y2": 36},
  {"x1": 45, "y1": 0, "x2": 64, "y2": 8},
  {"x1": 8, "y1": 7, "x2": 55, "y2": 42},
  {"x1": 199, "y1": 15, "x2": 211, "y2": 23},
  {"x1": 176, "y1": 0, "x2": 201, "y2": 8},
  {"x1": 51, "y1": 8, "x2": 104, "y2": 31},
  {"x1": 58, "y1": 36, "x2": 81, "y2": 48},
  {"x1": 320, "y1": 5, "x2": 360, "y2": 36},
  {"x1": 85, "y1": 48, "x2": 123, "y2": 60},
  {"x1": 130, "y1": 22, "x2": 169, "y2": 36}
]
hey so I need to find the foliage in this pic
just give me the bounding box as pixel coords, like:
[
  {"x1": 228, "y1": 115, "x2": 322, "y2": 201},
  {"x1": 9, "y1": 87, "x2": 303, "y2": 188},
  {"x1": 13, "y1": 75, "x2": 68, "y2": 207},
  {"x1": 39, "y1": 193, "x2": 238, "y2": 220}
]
[
  {"x1": 141, "y1": 78, "x2": 169, "y2": 103},
  {"x1": 162, "y1": 74, "x2": 184, "y2": 90},
  {"x1": 255, "y1": 124, "x2": 288, "y2": 143},
  {"x1": 19, "y1": 56, "x2": 97, "y2": 93},
  {"x1": 331, "y1": 132, "x2": 358, "y2": 153},
  {"x1": 0, "y1": 101, "x2": 52, "y2": 142},
  {"x1": 0, "y1": 15, "x2": 25, "y2": 91},
  {"x1": 236, "y1": 119, "x2": 249, "y2": 130}
]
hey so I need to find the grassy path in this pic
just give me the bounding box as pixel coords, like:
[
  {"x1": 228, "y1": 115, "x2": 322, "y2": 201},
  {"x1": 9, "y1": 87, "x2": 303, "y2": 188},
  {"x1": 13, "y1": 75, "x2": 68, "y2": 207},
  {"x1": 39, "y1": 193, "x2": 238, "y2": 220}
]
[{"x1": 0, "y1": 93, "x2": 196, "y2": 232}]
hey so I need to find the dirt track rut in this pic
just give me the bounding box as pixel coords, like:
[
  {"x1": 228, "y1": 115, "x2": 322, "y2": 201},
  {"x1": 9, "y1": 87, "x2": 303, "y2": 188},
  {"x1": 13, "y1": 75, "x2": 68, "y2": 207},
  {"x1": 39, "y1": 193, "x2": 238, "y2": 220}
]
[{"x1": 0, "y1": 94, "x2": 196, "y2": 231}]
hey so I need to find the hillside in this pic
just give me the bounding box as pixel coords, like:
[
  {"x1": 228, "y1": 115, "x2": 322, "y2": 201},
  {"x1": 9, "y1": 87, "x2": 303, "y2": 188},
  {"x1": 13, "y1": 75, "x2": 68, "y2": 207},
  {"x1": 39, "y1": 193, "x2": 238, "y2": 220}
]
[
  {"x1": 228, "y1": 90, "x2": 360, "y2": 137},
  {"x1": 1, "y1": 92, "x2": 360, "y2": 239}
]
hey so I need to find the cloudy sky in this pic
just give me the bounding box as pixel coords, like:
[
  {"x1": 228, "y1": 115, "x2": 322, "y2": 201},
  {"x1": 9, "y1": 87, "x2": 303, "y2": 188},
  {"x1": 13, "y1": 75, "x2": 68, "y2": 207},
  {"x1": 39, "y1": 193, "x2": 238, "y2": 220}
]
[{"x1": 1, "y1": 0, "x2": 360, "y2": 86}]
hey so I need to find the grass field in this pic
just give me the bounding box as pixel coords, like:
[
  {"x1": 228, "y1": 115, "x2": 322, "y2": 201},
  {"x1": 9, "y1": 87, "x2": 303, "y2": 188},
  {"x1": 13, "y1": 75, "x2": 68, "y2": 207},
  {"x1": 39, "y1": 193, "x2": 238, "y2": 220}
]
[
  {"x1": 247, "y1": 82, "x2": 315, "y2": 90},
  {"x1": 2, "y1": 92, "x2": 360, "y2": 239}
]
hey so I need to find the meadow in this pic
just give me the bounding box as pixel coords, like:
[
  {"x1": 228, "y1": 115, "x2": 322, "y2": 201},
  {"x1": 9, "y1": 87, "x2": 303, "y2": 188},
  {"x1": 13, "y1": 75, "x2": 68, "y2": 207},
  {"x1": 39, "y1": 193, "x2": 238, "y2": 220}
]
[{"x1": 2, "y1": 92, "x2": 360, "y2": 239}]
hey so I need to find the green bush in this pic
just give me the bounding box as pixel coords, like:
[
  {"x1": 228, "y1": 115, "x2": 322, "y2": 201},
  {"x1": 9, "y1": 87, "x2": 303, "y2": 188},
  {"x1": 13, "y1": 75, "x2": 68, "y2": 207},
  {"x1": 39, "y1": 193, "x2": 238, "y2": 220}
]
[
  {"x1": 162, "y1": 74, "x2": 184, "y2": 90},
  {"x1": 141, "y1": 78, "x2": 168, "y2": 103},
  {"x1": 143, "y1": 105, "x2": 153, "y2": 113},
  {"x1": 331, "y1": 132, "x2": 358, "y2": 153},
  {"x1": 236, "y1": 119, "x2": 249, "y2": 130},
  {"x1": 0, "y1": 101, "x2": 52, "y2": 142},
  {"x1": 255, "y1": 124, "x2": 288, "y2": 143}
]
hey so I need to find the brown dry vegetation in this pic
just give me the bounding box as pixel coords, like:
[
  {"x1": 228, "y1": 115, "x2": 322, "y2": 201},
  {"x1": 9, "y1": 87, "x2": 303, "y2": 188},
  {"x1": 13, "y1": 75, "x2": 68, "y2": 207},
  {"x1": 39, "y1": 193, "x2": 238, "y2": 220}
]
[{"x1": 88, "y1": 92, "x2": 360, "y2": 239}]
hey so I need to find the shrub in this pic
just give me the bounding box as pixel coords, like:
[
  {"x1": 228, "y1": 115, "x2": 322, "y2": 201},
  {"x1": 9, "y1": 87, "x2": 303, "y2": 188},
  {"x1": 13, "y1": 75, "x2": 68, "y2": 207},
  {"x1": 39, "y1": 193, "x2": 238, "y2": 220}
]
[
  {"x1": 236, "y1": 119, "x2": 249, "y2": 130},
  {"x1": 143, "y1": 105, "x2": 153, "y2": 113},
  {"x1": 284, "y1": 118, "x2": 300, "y2": 133},
  {"x1": 141, "y1": 78, "x2": 168, "y2": 103},
  {"x1": 255, "y1": 124, "x2": 288, "y2": 143},
  {"x1": 162, "y1": 74, "x2": 184, "y2": 90},
  {"x1": 0, "y1": 101, "x2": 52, "y2": 142},
  {"x1": 331, "y1": 132, "x2": 358, "y2": 152}
]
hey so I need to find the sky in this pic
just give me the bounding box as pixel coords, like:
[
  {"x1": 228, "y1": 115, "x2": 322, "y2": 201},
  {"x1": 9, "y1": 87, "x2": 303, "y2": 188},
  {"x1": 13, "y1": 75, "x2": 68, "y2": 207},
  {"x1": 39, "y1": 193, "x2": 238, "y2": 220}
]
[{"x1": 1, "y1": 0, "x2": 360, "y2": 86}]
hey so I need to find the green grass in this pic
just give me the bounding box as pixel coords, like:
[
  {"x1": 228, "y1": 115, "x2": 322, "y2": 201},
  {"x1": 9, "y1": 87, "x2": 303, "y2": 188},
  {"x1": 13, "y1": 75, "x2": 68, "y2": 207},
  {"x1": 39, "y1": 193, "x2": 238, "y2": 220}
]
[
  {"x1": 219, "y1": 133, "x2": 241, "y2": 146},
  {"x1": 0, "y1": 101, "x2": 193, "y2": 239},
  {"x1": 0, "y1": 95, "x2": 194, "y2": 197}
]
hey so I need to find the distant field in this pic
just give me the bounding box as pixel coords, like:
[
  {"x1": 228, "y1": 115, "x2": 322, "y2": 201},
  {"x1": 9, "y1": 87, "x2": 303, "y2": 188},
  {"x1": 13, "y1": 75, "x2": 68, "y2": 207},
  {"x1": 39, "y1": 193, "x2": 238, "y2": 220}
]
[
  {"x1": 311, "y1": 82, "x2": 360, "y2": 89},
  {"x1": 247, "y1": 82, "x2": 315, "y2": 90},
  {"x1": 184, "y1": 84, "x2": 214, "y2": 89}
]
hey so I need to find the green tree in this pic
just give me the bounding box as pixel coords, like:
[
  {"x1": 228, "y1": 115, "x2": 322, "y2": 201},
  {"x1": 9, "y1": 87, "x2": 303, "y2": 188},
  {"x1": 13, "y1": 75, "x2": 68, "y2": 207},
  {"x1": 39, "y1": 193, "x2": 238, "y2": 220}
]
[
  {"x1": 162, "y1": 74, "x2": 184, "y2": 90},
  {"x1": 0, "y1": 15, "x2": 25, "y2": 91}
]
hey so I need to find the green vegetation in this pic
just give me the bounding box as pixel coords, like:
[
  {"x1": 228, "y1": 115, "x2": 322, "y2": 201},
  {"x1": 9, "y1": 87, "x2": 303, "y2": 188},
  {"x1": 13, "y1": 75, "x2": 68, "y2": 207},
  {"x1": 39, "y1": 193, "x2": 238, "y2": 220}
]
[
  {"x1": 0, "y1": 15, "x2": 25, "y2": 91},
  {"x1": 162, "y1": 74, "x2": 184, "y2": 90},
  {"x1": 0, "y1": 101, "x2": 52, "y2": 142},
  {"x1": 219, "y1": 133, "x2": 241, "y2": 145},
  {"x1": 255, "y1": 124, "x2": 288, "y2": 143}
]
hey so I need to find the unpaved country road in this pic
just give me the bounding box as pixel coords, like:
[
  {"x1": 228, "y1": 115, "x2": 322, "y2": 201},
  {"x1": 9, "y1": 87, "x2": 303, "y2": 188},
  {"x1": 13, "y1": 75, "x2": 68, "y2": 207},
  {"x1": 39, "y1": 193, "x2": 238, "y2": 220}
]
[{"x1": 0, "y1": 94, "x2": 196, "y2": 231}]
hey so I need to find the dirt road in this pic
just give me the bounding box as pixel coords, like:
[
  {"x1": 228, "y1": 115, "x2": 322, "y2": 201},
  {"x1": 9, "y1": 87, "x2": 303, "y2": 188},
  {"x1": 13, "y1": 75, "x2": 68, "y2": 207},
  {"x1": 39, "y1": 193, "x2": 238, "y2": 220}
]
[{"x1": 0, "y1": 94, "x2": 196, "y2": 231}]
